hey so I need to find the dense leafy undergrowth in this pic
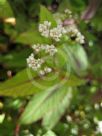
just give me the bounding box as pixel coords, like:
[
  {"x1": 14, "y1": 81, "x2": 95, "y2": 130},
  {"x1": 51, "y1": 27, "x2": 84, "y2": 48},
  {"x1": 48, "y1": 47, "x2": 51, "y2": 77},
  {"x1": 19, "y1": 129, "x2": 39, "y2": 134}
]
[{"x1": 0, "y1": 0, "x2": 102, "y2": 135}]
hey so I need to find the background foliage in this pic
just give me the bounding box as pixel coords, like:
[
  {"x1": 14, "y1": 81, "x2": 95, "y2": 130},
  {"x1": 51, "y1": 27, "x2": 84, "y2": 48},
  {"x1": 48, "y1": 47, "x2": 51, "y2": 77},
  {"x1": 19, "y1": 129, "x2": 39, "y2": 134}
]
[{"x1": 0, "y1": 0, "x2": 102, "y2": 135}]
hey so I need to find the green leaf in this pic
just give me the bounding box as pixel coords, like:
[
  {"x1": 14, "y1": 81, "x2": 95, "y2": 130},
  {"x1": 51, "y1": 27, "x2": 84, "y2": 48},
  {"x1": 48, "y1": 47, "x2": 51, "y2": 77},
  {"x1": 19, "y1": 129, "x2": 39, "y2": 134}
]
[
  {"x1": 42, "y1": 87, "x2": 72, "y2": 129},
  {"x1": 0, "y1": 69, "x2": 60, "y2": 97},
  {"x1": 54, "y1": 47, "x2": 68, "y2": 69},
  {"x1": 63, "y1": 44, "x2": 88, "y2": 75},
  {"x1": 0, "y1": 0, "x2": 14, "y2": 18},
  {"x1": 20, "y1": 84, "x2": 59, "y2": 124},
  {"x1": 43, "y1": 130, "x2": 57, "y2": 136},
  {"x1": 0, "y1": 65, "x2": 84, "y2": 97},
  {"x1": 40, "y1": 5, "x2": 57, "y2": 27},
  {"x1": 20, "y1": 85, "x2": 72, "y2": 127},
  {"x1": 66, "y1": 75, "x2": 86, "y2": 86},
  {"x1": 16, "y1": 24, "x2": 51, "y2": 45}
]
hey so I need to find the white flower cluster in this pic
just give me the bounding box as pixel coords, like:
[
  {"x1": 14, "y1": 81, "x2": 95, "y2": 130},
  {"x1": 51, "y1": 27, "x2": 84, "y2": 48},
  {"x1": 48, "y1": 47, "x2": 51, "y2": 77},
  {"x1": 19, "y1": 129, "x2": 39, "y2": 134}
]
[
  {"x1": 76, "y1": 31, "x2": 85, "y2": 44},
  {"x1": 27, "y1": 44, "x2": 57, "y2": 75},
  {"x1": 66, "y1": 24, "x2": 85, "y2": 44},
  {"x1": 97, "y1": 121, "x2": 102, "y2": 134},
  {"x1": 45, "y1": 44, "x2": 58, "y2": 55},
  {"x1": 64, "y1": 9, "x2": 72, "y2": 18},
  {"x1": 54, "y1": 8, "x2": 85, "y2": 44},
  {"x1": 32, "y1": 44, "x2": 57, "y2": 56},
  {"x1": 64, "y1": 9, "x2": 72, "y2": 15},
  {"x1": 39, "y1": 67, "x2": 52, "y2": 76},
  {"x1": 50, "y1": 24, "x2": 66, "y2": 41},
  {"x1": 39, "y1": 20, "x2": 85, "y2": 44},
  {"x1": 39, "y1": 21, "x2": 66, "y2": 42},
  {"x1": 26, "y1": 53, "x2": 44, "y2": 71},
  {"x1": 39, "y1": 21, "x2": 51, "y2": 37},
  {"x1": 71, "y1": 127, "x2": 78, "y2": 135}
]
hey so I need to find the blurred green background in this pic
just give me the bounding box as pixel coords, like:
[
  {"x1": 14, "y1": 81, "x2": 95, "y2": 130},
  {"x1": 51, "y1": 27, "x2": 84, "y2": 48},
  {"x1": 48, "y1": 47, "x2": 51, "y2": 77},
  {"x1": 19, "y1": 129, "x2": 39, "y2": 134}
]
[{"x1": 0, "y1": 0, "x2": 102, "y2": 135}]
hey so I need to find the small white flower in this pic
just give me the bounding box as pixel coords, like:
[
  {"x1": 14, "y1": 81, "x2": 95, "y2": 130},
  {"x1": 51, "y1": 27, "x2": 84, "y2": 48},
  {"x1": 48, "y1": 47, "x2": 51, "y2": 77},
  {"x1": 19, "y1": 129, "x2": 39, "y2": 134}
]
[
  {"x1": 45, "y1": 44, "x2": 57, "y2": 56},
  {"x1": 32, "y1": 44, "x2": 41, "y2": 53},
  {"x1": 74, "y1": 110, "x2": 80, "y2": 116},
  {"x1": 32, "y1": 44, "x2": 57, "y2": 56},
  {"x1": 39, "y1": 21, "x2": 51, "y2": 38},
  {"x1": 44, "y1": 67, "x2": 52, "y2": 73},
  {"x1": 83, "y1": 123, "x2": 89, "y2": 129},
  {"x1": 97, "y1": 121, "x2": 102, "y2": 134},
  {"x1": 64, "y1": 9, "x2": 72, "y2": 14},
  {"x1": 39, "y1": 70, "x2": 45, "y2": 76},
  {"x1": 26, "y1": 53, "x2": 44, "y2": 71},
  {"x1": 94, "y1": 103, "x2": 100, "y2": 110},
  {"x1": 66, "y1": 25, "x2": 78, "y2": 34},
  {"x1": 50, "y1": 27, "x2": 61, "y2": 41},
  {"x1": 27, "y1": 44, "x2": 57, "y2": 74},
  {"x1": 44, "y1": 21, "x2": 51, "y2": 27},
  {"x1": 75, "y1": 32, "x2": 85, "y2": 44},
  {"x1": 66, "y1": 115, "x2": 72, "y2": 122},
  {"x1": 100, "y1": 102, "x2": 102, "y2": 107},
  {"x1": 39, "y1": 21, "x2": 66, "y2": 41},
  {"x1": 71, "y1": 128, "x2": 78, "y2": 135},
  {"x1": 65, "y1": 24, "x2": 85, "y2": 44},
  {"x1": 75, "y1": 37, "x2": 84, "y2": 44},
  {"x1": 50, "y1": 24, "x2": 66, "y2": 41},
  {"x1": 93, "y1": 117, "x2": 98, "y2": 123}
]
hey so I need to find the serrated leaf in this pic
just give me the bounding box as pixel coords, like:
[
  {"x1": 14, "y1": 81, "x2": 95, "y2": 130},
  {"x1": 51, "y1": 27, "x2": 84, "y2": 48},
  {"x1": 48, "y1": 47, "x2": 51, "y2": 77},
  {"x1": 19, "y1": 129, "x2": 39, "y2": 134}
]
[
  {"x1": 42, "y1": 87, "x2": 72, "y2": 129},
  {"x1": 20, "y1": 84, "x2": 59, "y2": 124},
  {"x1": 20, "y1": 85, "x2": 72, "y2": 127},
  {"x1": 0, "y1": 69, "x2": 60, "y2": 97},
  {"x1": 0, "y1": 67, "x2": 85, "y2": 97}
]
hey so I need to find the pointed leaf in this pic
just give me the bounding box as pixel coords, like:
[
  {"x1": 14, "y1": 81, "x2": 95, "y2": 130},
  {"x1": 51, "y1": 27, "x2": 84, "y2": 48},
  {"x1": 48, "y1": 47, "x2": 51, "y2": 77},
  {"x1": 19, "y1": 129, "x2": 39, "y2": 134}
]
[
  {"x1": 20, "y1": 84, "x2": 60, "y2": 124},
  {"x1": 0, "y1": 69, "x2": 60, "y2": 97},
  {"x1": 40, "y1": 5, "x2": 57, "y2": 27},
  {"x1": 0, "y1": 0, "x2": 14, "y2": 18}
]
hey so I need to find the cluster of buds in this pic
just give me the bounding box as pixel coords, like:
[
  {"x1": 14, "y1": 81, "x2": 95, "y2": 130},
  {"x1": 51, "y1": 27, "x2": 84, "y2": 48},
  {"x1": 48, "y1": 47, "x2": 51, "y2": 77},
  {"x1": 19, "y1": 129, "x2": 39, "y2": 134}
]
[
  {"x1": 64, "y1": 9, "x2": 72, "y2": 18},
  {"x1": 76, "y1": 32, "x2": 85, "y2": 44},
  {"x1": 45, "y1": 44, "x2": 57, "y2": 55},
  {"x1": 64, "y1": 9, "x2": 72, "y2": 15},
  {"x1": 27, "y1": 9, "x2": 86, "y2": 74},
  {"x1": 39, "y1": 67, "x2": 52, "y2": 76},
  {"x1": 26, "y1": 53, "x2": 44, "y2": 71},
  {"x1": 39, "y1": 21, "x2": 51, "y2": 37},
  {"x1": 26, "y1": 44, "x2": 57, "y2": 75},
  {"x1": 50, "y1": 24, "x2": 66, "y2": 41},
  {"x1": 32, "y1": 44, "x2": 57, "y2": 56},
  {"x1": 39, "y1": 21, "x2": 66, "y2": 42},
  {"x1": 53, "y1": 8, "x2": 85, "y2": 44},
  {"x1": 66, "y1": 24, "x2": 85, "y2": 44}
]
